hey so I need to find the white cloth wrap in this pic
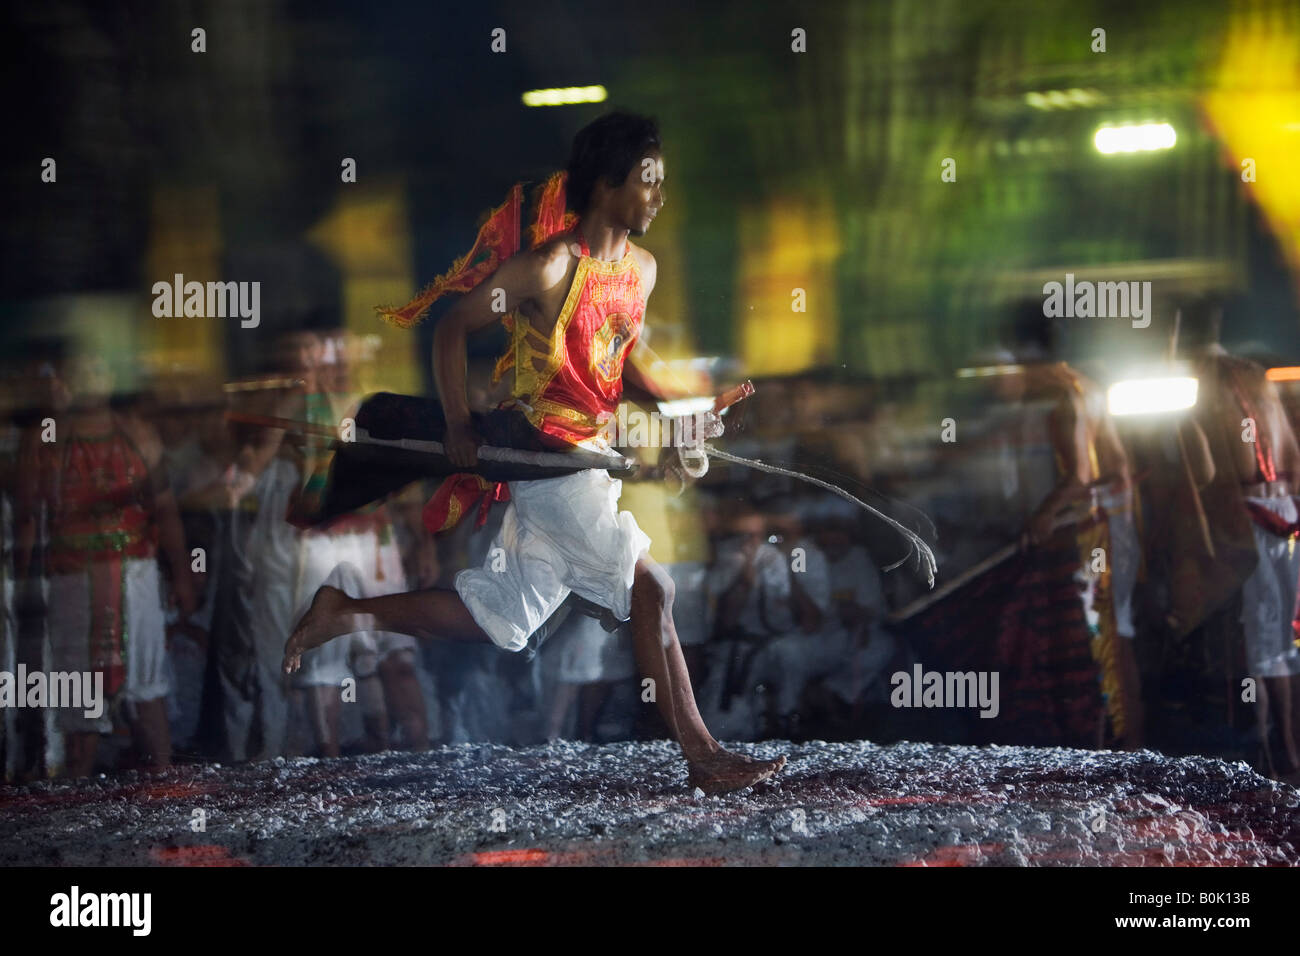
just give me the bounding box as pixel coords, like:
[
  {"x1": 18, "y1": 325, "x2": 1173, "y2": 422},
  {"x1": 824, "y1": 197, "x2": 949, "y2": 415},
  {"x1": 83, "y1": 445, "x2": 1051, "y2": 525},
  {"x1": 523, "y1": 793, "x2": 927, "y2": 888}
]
[
  {"x1": 1241, "y1": 495, "x2": 1300, "y2": 677},
  {"x1": 552, "y1": 613, "x2": 637, "y2": 684},
  {"x1": 1100, "y1": 488, "x2": 1140, "y2": 639},
  {"x1": 455, "y1": 469, "x2": 651, "y2": 653},
  {"x1": 47, "y1": 557, "x2": 169, "y2": 732},
  {"x1": 291, "y1": 526, "x2": 411, "y2": 687}
]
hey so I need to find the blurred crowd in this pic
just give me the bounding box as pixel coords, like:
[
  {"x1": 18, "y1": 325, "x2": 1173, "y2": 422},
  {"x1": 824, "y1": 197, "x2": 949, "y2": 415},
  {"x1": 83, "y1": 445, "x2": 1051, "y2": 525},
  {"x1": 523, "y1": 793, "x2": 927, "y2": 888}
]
[{"x1": 3, "y1": 294, "x2": 1300, "y2": 785}]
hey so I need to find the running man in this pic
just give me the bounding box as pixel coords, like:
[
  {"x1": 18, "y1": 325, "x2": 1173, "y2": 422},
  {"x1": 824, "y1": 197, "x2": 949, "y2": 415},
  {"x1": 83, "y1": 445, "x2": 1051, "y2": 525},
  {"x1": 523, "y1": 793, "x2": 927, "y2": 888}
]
[{"x1": 284, "y1": 112, "x2": 786, "y2": 794}]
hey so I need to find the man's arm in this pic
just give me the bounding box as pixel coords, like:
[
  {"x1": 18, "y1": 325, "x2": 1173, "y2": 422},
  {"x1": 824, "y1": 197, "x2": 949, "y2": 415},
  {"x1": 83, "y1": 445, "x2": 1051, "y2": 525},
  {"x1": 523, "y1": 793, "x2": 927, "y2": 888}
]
[
  {"x1": 789, "y1": 575, "x2": 824, "y2": 634},
  {"x1": 622, "y1": 349, "x2": 674, "y2": 403},
  {"x1": 1027, "y1": 387, "x2": 1090, "y2": 544},
  {"x1": 434, "y1": 242, "x2": 573, "y2": 466},
  {"x1": 1095, "y1": 411, "x2": 1132, "y2": 493},
  {"x1": 1178, "y1": 417, "x2": 1216, "y2": 488},
  {"x1": 621, "y1": 248, "x2": 688, "y2": 403},
  {"x1": 122, "y1": 414, "x2": 197, "y2": 617},
  {"x1": 1264, "y1": 378, "x2": 1300, "y2": 490},
  {"x1": 226, "y1": 389, "x2": 302, "y2": 503},
  {"x1": 13, "y1": 426, "x2": 45, "y2": 581}
]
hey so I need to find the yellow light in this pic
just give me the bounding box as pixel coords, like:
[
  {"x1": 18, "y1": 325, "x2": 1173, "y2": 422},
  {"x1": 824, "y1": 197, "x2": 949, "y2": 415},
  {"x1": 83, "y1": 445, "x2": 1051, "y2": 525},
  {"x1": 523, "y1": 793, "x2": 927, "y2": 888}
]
[
  {"x1": 1107, "y1": 376, "x2": 1198, "y2": 416},
  {"x1": 1267, "y1": 366, "x2": 1300, "y2": 382},
  {"x1": 1094, "y1": 123, "x2": 1177, "y2": 154},
  {"x1": 1025, "y1": 89, "x2": 1100, "y2": 111},
  {"x1": 521, "y1": 85, "x2": 608, "y2": 107},
  {"x1": 1203, "y1": 9, "x2": 1300, "y2": 279},
  {"x1": 955, "y1": 364, "x2": 1025, "y2": 378}
]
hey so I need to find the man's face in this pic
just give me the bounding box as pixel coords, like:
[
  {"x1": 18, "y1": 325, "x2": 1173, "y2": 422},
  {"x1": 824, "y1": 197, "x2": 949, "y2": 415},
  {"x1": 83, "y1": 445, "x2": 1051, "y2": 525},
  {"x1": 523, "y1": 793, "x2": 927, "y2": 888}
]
[
  {"x1": 279, "y1": 332, "x2": 321, "y2": 375},
  {"x1": 816, "y1": 527, "x2": 853, "y2": 560},
  {"x1": 72, "y1": 355, "x2": 113, "y2": 404},
  {"x1": 606, "y1": 149, "x2": 664, "y2": 236},
  {"x1": 732, "y1": 512, "x2": 766, "y2": 541}
]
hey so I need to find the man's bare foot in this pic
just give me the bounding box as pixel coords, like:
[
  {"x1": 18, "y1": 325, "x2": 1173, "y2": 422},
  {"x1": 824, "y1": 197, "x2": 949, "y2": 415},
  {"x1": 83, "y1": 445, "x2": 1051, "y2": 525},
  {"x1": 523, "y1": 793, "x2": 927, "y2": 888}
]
[
  {"x1": 686, "y1": 748, "x2": 787, "y2": 796},
  {"x1": 283, "y1": 586, "x2": 352, "y2": 674}
]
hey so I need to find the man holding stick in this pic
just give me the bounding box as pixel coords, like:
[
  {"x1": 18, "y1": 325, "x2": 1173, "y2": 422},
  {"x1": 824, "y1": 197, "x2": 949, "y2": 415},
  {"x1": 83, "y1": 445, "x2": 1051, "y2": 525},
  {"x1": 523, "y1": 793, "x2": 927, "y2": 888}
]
[{"x1": 283, "y1": 112, "x2": 785, "y2": 794}]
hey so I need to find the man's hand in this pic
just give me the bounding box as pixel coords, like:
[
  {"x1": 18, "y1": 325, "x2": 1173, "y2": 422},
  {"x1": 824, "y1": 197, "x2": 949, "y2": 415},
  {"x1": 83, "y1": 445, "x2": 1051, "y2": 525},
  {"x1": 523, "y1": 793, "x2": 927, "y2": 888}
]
[
  {"x1": 445, "y1": 419, "x2": 482, "y2": 468},
  {"x1": 739, "y1": 532, "x2": 763, "y2": 581},
  {"x1": 682, "y1": 409, "x2": 724, "y2": 446},
  {"x1": 170, "y1": 569, "x2": 199, "y2": 619},
  {"x1": 1024, "y1": 506, "x2": 1057, "y2": 548},
  {"x1": 413, "y1": 538, "x2": 441, "y2": 588},
  {"x1": 222, "y1": 464, "x2": 257, "y2": 508},
  {"x1": 168, "y1": 620, "x2": 209, "y2": 652}
]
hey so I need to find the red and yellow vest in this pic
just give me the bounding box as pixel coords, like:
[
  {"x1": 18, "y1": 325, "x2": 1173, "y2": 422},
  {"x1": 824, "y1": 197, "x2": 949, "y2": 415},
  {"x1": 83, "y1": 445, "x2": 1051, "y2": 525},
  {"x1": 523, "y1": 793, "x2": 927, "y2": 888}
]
[
  {"x1": 377, "y1": 173, "x2": 647, "y2": 533},
  {"x1": 492, "y1": 229, "x2": 645, "y2": 448},
  {"x1": 41, "y1": 421, "x2": 157, "y2": 695}
]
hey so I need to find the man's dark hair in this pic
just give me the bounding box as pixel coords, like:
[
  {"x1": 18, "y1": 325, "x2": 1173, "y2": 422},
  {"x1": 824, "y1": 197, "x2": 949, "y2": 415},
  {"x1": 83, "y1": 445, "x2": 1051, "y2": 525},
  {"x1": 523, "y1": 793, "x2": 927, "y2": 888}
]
[
  {"x1": 566, "y1": 112, "x2": 661, "y2": 216},
  {"x1": 1177, "y1": 293, "x2": 1225, "y2": 350},
  {"x1": 1004, "y1": 298, "x2": 1061, "y2": 361}
]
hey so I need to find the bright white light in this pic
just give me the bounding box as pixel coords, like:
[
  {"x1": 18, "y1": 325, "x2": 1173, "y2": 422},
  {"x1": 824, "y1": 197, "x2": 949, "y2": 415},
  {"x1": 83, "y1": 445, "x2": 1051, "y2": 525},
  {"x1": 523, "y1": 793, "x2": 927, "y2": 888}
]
[
  {"x1": 1107, "y1": 376, "x2": 1198, "y2": 416},
  {"x1": 522, "y1": 85, "x2": 608, "y2": 107},
  {"x1": 657, "y1": 397, "x2": 715, "y2": 418},
  {"x1": 1095, "y1": 123, "x2": 1177, "y2": 154}
]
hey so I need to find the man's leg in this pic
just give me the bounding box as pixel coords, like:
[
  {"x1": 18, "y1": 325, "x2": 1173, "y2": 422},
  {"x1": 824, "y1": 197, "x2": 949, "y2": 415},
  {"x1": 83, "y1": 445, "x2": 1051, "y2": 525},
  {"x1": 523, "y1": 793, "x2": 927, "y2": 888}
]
[
  {"x1": 252, "y1": 651, "x2": 290, "y2": 761},
  {"x1": 303, "y1": 684, "x2": 342, "y2": 759},
  {"x1": 1254, "y1": 672, "x2": 1277, "y2": 776},
  {"x1": 546, "y1": 680, "x2": 580, "y2": 741},
  {"x1": 63, "y1": 731, "x2": 99, "y2": 778},
  {"x1": 629, "y1": 557, "x2": 785, "y2": 793},
  {"x1": 680, "y1": 644, "x2": 705, "y2": 692},
  {"x1": 284, "y1": 586, "x2": 489, "y2": 674},
  {"x1": 1282, "y1": 673, "x2": 1300, "y2": 784},
  {"x1": 1114, "y1": 635, "x2": 1145, "y2": 749},
  {"x1": 356, "y1": 672, "x2": 391, "y2": 753},
  {"x1": 1263, "y1": 674, "x2": 1300, "y2": 772},
  {"x1": 577, "y1": 680, "x2": 613, "y2": 741},
  {"x1": 377, "y1": 650, "x2": 429, "y2": 750},
  {"x1": 128, "y1": 697, "x2": 172, "y2": 770},
  {"x1": 285, "y1": 554, "x2": 784, "y2": 791}
]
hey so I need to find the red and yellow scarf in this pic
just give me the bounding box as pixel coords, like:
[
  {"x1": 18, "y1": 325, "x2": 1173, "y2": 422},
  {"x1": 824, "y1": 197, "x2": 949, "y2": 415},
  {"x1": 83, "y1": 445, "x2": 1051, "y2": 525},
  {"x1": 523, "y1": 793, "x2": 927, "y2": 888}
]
[{"x1": 377, "y1": 173, "x2": 577, "y2": 533}]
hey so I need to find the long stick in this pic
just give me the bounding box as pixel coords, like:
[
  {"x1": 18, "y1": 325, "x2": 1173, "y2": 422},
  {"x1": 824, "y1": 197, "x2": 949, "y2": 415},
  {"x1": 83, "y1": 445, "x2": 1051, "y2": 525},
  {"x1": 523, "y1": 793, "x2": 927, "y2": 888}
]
[
  {"x1": 224, "y1": 410, "x2": 634, "y2": 472},
  {"x1": 1166, "y1": 307, "x2": 1216, "y2": 557},
  {"x1": 225, "y1": 411, "x2": 336, "y2": 437},
  {"x1": 701, "y1": 442, "x2": 939, "y2": 588},
  {"x1": 1176, "y1": 422, "x2": 1216, "y2": 558},
  {"x1": 885, "y1": 504, "x2": 1094, "y2": 622},
  {"x1": 713, "y1": 380, "x2": 754, "y2": 413},
  {"x1": 886, "y1": 542, "x2": 1017, "y2": 623},
  {"x1": 353, "y1": 428, "x2": 633, "y2": 472}
]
